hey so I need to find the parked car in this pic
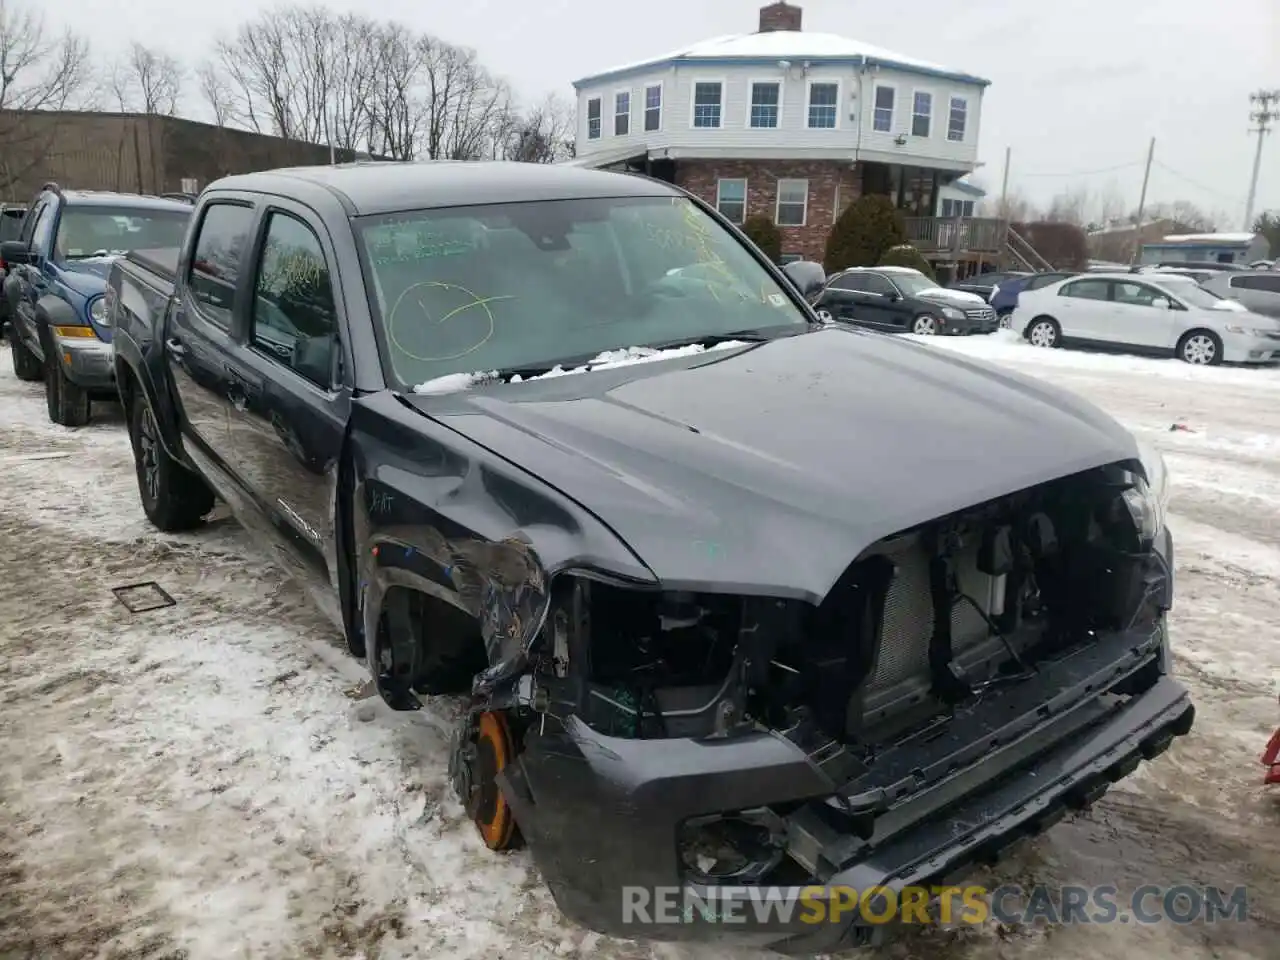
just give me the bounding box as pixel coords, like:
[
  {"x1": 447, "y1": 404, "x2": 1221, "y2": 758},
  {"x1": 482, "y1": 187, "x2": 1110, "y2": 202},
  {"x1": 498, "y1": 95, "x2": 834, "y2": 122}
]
[
  {"x1": 1199, "y1": 270, "x2": 1280, "y2": 320},
  {"x1": 947, "y1": 269, "x2": 1030, "y2": 302},
  {"x1": 990, "y1": 270, "x2": 1079, "y2": 322},
  {"x1": 0, "y1": 202, "x2": 28, "y2": 339},
  {"x1": 814, "y1": 265, "x2": 996, "y2": 334},
  {"x1": 1, "y1": 183, "x2": 191, "y2": 425},
  {"x1": 1145, "y1": 266, "x2": 1215, "y2": 284},
  {"x1": 1013, "y1": 272, "x2": 1280, "y2": 364},
  {"x1": 1154, "y1": 260, "x2": 1246, "y2": 272},
  {"x1": 110, "y1": 162, "x2": 1191, "y2": 953}
]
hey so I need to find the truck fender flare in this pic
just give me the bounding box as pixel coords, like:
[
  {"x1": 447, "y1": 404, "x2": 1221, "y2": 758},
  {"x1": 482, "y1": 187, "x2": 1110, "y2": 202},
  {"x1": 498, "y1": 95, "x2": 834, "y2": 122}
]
[{"x1": 113, "y1": 350, "x2": 185, "y2": 464}]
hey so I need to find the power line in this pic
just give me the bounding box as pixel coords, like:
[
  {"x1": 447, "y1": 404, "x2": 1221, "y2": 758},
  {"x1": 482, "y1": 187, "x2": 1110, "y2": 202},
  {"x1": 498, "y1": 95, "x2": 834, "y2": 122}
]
[
  {"x1": 1016, "y1": 160, "x2": 1142, "y2": 179},
  {"x1": 1151, "y1": 160, "x2": 1246, "y2": 206}
]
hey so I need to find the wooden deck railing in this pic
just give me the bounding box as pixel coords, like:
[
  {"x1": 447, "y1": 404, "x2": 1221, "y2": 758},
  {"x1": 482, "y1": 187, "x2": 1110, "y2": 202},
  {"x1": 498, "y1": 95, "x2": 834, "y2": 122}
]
[{"x1": 902, "y1": 217, "x2": 1007, "y2": 255}]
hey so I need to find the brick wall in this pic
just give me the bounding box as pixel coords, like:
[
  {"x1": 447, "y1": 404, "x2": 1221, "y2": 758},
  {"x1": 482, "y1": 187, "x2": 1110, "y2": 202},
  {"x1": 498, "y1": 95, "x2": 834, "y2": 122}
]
[{"x1": 676, "y1": 158, "x2": 862, "y2": 262}]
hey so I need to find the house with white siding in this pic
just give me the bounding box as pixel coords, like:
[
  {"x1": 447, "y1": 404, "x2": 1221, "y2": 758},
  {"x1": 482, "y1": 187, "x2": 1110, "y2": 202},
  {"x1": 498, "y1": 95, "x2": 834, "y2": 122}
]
[{"x1": 569, "y1": 2, "x2": 997, "y2": 267}]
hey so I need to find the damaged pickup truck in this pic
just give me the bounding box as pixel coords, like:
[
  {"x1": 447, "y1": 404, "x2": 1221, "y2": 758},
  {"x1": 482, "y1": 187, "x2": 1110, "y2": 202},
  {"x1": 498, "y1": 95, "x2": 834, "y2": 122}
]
[{"x1": 108, "y1": 161, "x2": 1194, "y2": 953}]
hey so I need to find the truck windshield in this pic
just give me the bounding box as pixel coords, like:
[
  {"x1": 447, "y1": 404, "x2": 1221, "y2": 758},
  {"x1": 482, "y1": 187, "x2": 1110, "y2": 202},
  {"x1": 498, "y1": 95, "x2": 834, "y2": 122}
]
[
  {"x1": 56, "y1": 206, "x2": 190, "y2": 260},
  {"x1": 355, "y1": 195, "x2": 808, "y2": 388}
]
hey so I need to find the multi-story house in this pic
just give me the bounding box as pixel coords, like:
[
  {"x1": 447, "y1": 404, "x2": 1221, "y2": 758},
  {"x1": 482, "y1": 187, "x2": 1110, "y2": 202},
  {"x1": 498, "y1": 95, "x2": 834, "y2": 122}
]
[{"x1": 570, "y1": 2, "x2": 1008, "y2": 271}]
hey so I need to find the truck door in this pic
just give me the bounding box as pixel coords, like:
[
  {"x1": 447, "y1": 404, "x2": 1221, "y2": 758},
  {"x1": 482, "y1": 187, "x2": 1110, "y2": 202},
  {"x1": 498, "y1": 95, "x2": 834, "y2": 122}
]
[
  {"x1": 165, "y1": 200, "x2": 257, "y2": 487},
  {"x1": 220, "y1": 199, "x2": 350, "y2": 616}
]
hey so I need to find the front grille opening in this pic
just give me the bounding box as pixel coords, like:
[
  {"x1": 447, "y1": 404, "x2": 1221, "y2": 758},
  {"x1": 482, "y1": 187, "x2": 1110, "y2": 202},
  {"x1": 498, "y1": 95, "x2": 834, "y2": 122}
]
[{"x1": 773, "y1": 461, "x2": 1168, "y2": 747}]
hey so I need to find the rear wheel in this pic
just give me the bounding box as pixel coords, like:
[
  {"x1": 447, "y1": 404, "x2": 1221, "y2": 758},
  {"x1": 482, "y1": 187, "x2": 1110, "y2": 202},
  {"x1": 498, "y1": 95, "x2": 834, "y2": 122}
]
[
  {"x1": 128, "y1": 391, "x2": 214, "y2": 531},
  {"x1": 1027, "y1": 317, "x2": 1061, "y2": 348},
  {"x1": 1177, "y1": 329, "x2": 1222, "y2": 365},
  {"x1": 10, "y1": 332, "x2": 42, "y2": 381},
  {"x1": 45, "y1": 351, "x2": 91, "y2": 427}
]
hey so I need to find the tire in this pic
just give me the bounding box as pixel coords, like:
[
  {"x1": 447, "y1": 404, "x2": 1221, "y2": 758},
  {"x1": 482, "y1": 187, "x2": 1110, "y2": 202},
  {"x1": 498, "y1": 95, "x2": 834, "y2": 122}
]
[
  {"x1": 10, "y1": 331, "x2": 42, "y2": 381},
  {"x1": 128, "y1": 391, "x2": 215, "y2": 531},
  {"x1": 1027, "y1": 317, "x2": 1061, "y2": 348},
  {"x1": 45, "y1": 351, "x2": 91, "y2": 427},
  {"x1": 1177, "y1": 329, "x2": 1222, "y2": 365},
  {"x1": 912, "y1": 313, "x2": 939, "y2": 335}
]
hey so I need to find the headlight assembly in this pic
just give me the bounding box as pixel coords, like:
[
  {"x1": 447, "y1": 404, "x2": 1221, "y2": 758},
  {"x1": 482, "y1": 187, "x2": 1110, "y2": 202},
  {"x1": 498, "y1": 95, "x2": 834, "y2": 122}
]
[
  {"x1": 941, "y1": 306, "x2": 965, "y2": 320},
  {"x1": 1128, "y1": 436, "x2": 1170, "y2": 543},
  {"x1": 88, "y1": 295, "x2": 108, "y2": 326}
]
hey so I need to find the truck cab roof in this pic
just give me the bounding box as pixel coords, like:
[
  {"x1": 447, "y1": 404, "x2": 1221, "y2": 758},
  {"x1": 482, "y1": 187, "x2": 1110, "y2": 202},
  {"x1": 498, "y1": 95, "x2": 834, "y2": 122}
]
[
  {"x1": 208, "y1": 161, "x2": 680, "y2": 216},
  {"x1": 35, "y1": 186, "x2": 194, "y2": 213}
]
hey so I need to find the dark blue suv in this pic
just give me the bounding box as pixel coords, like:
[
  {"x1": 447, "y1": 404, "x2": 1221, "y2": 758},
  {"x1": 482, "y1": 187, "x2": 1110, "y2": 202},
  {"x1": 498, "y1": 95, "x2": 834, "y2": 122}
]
[{"x1": 2, "y1": 183, "x2": 191, "y2": 425}]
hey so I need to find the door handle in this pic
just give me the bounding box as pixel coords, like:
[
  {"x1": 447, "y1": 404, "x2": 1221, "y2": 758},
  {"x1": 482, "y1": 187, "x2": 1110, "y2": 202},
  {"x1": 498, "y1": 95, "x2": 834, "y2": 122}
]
[{"x1": 165, "y1": 337, "x2": 186, "y2": 360}]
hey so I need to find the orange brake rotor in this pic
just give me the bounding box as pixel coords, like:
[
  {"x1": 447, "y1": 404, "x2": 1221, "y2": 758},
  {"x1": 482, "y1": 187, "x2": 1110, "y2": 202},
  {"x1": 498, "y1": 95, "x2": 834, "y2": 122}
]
[{"x1": 472, "y1": 711, "x2": 518, "y2": 850}]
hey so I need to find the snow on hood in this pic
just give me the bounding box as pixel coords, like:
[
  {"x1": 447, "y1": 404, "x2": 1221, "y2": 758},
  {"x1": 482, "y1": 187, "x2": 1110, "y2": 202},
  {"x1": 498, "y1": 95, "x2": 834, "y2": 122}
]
[
  {"x1": 412, "y1": 341, "x2": 751, "y2": 396},
  {"x1": 1210, "y1": 299, "x2": 1249, "y2": 312},
  {"x1": 918, "y1": 286, "x2": 985, "y2": 304}
]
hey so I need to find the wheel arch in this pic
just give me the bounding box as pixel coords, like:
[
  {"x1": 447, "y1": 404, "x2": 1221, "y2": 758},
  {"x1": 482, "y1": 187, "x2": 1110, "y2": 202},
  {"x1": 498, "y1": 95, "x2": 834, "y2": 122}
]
[
  {"x1": 114, "y1": 351, "x2": 185, "y2": 462},
  {"x1": 1175, "y1": 327, "x2": 1223, "y2": 364}
]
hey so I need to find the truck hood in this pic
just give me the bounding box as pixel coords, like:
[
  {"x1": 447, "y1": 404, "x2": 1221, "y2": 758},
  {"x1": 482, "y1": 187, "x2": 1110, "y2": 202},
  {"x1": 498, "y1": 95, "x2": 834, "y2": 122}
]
[{"x1": 406, "y1": 327, "x2": 1138, "y2": 602}]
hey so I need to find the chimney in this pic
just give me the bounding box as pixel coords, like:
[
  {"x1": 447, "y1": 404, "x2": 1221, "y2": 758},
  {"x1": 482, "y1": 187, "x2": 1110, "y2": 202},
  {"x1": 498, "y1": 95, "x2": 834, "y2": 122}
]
[{"x1": 758, "y1": 2, "x2": 802, "y2": 32}]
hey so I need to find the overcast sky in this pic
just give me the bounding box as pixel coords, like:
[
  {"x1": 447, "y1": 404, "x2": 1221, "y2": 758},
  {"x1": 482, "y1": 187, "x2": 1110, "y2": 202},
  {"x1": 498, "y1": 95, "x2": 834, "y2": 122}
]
[{"x1": 47, "y1": 0, "x2": 1280, "y2": 225}]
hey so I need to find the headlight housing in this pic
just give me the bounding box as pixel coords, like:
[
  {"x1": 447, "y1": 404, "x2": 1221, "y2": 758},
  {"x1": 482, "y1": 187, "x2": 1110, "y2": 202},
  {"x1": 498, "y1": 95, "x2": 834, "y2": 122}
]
[
  {"x1": 941, "y1": 306, "x2": 965, "y2": 320},
  {"x1": 1129, "y1": 436, "x2": 1170, "y2": 542},
  {"x1": 88, "y1": 295, "x2": 108, "y2": 326}
]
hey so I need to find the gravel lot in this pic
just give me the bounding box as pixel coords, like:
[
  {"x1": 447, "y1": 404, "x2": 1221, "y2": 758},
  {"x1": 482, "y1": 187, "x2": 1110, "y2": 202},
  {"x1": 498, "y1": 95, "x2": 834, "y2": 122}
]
[{"x1": 1, "y1": 334, "x2": 1277, "y2": 960}]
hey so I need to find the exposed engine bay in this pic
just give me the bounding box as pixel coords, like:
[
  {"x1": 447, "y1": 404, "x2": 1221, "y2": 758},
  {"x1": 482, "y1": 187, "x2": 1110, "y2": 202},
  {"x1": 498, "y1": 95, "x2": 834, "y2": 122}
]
[{"x1": 475, "y1": 458, "x2": 1169, "y2": 749}]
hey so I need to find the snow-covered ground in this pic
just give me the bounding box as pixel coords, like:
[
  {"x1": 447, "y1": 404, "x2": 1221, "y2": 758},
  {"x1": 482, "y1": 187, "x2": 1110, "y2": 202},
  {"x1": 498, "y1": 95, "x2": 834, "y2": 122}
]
[{"x1": 1, "y1": 334, "x2": 1277, "y2": 960}]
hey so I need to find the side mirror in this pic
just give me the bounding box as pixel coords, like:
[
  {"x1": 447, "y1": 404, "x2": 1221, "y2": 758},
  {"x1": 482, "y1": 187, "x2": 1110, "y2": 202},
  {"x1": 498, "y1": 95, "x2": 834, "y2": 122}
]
[
  {"x1": 886, "y1": 290, "x2": 902, "y2": 302},
  {"x1": 1151, "y1": 297, "x2": 1171, "y2": 310},
  {"x1": 781, "y1": 260, "x2": 827, "y2": 300},
  {"x1": 0, "y1": 240, "x2": 31, "y2": 265}
]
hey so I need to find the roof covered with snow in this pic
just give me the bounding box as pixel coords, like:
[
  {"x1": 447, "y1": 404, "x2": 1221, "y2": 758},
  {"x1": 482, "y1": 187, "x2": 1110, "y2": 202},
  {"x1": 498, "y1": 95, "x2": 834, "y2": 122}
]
[
  {"x1": 573, "y1": 30, "x2": 990, "y2": 88},
  {"x1": 1157, "y1": 232, "x2": 1257, "y2": 244}
]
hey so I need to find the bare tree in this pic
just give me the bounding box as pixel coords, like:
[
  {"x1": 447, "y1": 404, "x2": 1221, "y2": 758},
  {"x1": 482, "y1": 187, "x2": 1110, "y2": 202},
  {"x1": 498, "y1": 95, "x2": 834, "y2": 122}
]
[
  {"x1": 1045, "y1": 185, "x2": 1091, "y2": 226},
  {"x1": 109, "y1": 42, "x2": 183, "y2": 114},
  {"x1": 1096, "y1": 180, "x2": 1127, "y2": 228},
  {"x1": 0, "y1": 0, "x2": 93, "y2": 197},
  {"x1": 993, "y1": 188, "x2": 1039, "y2": 224},
  {"x1": 419, "y1": 37, "x2": 511, "y2": 160},
  {"x1": 366, "y1": 21, "x2": 423, "y2": 159},
  {"x1": 195, "y1": 59, "x2": 235, "y2": 127},
  {"x1": 501, "y1": 93, "x2": 575, "y2": 163},
  {"x1": 213, "y1": 5, "x2": 378, "y2": 153},
  {"x1": 1144, "y1": 200, "x2": 1219, "y2": 233}
]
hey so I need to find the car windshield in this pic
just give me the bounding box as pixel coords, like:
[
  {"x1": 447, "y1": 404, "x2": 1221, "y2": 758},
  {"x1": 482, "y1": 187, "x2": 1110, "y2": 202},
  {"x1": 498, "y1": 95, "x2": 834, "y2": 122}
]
[
  {"x1": 355, "y1": 195, "x2": 808, "y2": 387},
  {"x1": 890, "y1": 272, "x2": 941, "y2": 296},
  {"x1": 55, "y1": 206, "x2": 190, "y2": 260},
  {"x1": 1153, "y1": 277, "x2": 1223, "y2": 309},
  {"x1": 0, "y1": 209, "x2": 25, "y2": 242}
]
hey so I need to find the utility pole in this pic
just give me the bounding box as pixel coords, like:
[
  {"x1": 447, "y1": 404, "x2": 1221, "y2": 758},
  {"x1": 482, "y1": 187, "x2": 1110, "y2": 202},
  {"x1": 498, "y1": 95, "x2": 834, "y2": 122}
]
[
  {"x1": 997, "y1": 147, "x2": 1011, "y2": 271},
  {"x1": 999, "y1": 146, "x2": 1011, "y2": 217},
  {"x1": 1244, "y1": 89, "x2": 1280, "y2": 231},
  {"x1": 1129, "y1": 137, "x2": 1156, "y2": 266}
]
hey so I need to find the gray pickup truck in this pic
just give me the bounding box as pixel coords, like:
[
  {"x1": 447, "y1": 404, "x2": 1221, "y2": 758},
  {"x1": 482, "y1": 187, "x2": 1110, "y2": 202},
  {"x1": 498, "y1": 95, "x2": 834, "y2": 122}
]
[{"x1": 108, "y1": 161, "x2": 1194, "y2": 953}]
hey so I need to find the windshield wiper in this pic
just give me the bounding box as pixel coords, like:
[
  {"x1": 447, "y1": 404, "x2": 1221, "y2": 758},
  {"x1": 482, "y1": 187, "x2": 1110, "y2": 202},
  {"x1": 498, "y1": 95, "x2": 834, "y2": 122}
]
[{"x1": 641, "y1": 328, "x2": 789, "y2": 352}]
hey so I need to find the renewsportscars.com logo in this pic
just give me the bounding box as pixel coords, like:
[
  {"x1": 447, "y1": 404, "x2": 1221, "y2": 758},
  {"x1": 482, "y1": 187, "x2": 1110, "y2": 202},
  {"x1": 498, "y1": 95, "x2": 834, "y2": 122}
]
[{"x1": 621, "y1": 884, "x2": 1250, "y2": 927}]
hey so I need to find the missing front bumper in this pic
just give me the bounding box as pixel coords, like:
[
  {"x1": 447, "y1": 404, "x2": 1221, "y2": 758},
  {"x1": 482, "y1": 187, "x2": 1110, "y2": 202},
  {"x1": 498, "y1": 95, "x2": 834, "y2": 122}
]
[{"x1": 500, "y1": 627, "x2": 1193, "y2": 953}]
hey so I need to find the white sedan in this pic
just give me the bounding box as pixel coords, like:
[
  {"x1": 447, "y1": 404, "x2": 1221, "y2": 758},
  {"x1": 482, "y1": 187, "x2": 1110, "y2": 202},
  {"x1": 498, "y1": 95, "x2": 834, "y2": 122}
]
[{"x1": 1011, "y1": 272, "x2": 1280, "y2": 364}]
